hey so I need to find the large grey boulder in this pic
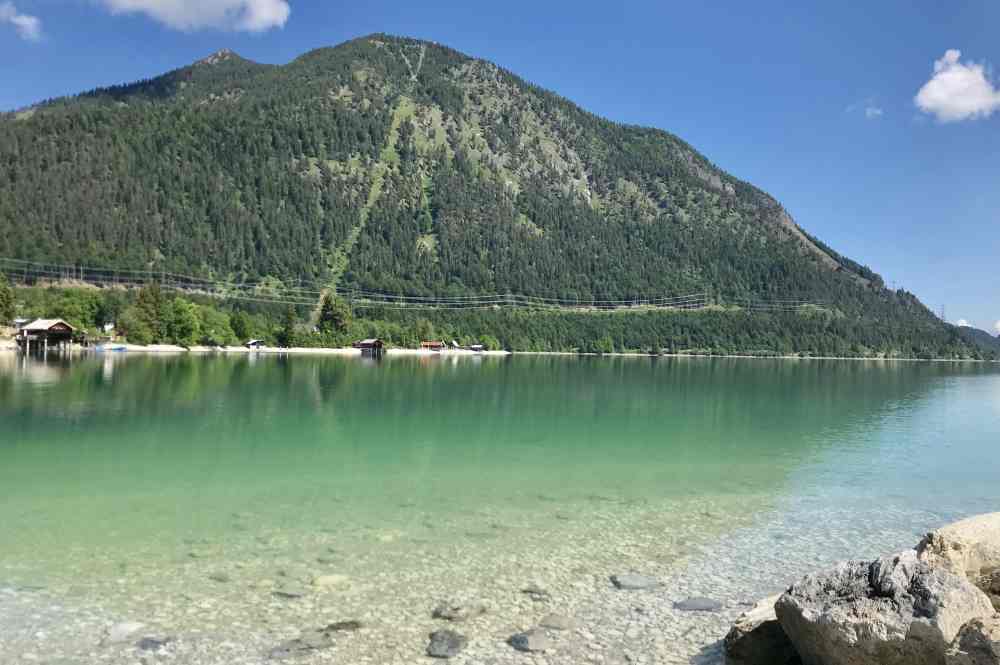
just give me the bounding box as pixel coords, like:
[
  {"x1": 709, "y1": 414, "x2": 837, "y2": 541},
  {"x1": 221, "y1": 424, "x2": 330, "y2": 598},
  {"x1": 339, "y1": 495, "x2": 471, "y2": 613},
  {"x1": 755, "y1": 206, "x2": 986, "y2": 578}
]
[
  {"x1": 919, "y1": 513, "x2": 1000, "y2": 610},
  {"x1": 775, "y1": 550, "x2": 994, "y2": 665},
  {"x1": 724, "y1": 595, "x2": 800, "y2": 665},
  {"x1": 946, "y1": 616, "x2": 1000, "y2": 665}
]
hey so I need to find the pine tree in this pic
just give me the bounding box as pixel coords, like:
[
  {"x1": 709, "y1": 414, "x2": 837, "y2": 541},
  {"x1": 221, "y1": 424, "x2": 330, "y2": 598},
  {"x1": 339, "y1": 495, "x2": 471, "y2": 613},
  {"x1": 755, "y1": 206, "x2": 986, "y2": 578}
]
[
  {"x1": 0, "y1": 275, "x2": 14, "y2": 324},
  {"x1": 318, "y1": 293, "x2": 351, "y2": 335},
  {"x1": 277, "y1": 306, "x2": 297, "y2": 348}
]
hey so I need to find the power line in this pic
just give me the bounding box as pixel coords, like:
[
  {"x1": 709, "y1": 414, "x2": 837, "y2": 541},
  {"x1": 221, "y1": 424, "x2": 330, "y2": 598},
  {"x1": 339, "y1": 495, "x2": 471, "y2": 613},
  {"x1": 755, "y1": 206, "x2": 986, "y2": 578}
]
[{"x1": 0, "y1": 257, "x2": 825, "y2": 313}]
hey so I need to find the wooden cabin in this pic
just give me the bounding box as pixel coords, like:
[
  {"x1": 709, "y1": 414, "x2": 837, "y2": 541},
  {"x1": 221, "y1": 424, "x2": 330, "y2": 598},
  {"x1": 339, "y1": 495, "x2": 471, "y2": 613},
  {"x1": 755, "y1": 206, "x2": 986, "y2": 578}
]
[
  {"x1": 421, "y1": 340, "x2": 446, "y2": 351},
  {"x1": 353, "y1": 338, "x2": 385, "y2": 355},
  {"x1": 245, "y1": 339, "x2": 266, "y2": 350},
  {"x1": 18, "y1": 318, "x2": 76, "y2": 353}
]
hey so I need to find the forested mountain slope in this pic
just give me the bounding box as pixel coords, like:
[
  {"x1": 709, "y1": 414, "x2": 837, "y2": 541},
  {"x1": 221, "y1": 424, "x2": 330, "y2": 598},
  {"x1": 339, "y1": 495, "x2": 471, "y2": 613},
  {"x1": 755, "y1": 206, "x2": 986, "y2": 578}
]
[{"x1": 0, "y1": 34, "x2": 974, "y2": 355}]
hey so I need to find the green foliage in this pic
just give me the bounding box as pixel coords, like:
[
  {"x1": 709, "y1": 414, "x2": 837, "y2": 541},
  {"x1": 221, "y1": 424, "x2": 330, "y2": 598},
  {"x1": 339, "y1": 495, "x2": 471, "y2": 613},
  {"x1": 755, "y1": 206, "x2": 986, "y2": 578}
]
[
  {"x1": 136, "y1": 284, "x2": 167, "y2": 340},
  {"x1": 118, "y1": 306, "x2": 154, "y2": 345},
  {"x1": 0, "y1": 275, "x2": 16, "y2": 323},
  {"x1": 166, "y1": 298, "x2": 201, "y2": 347},
  {"x1": 317, "y1": 293, "x2": 352, "y2": 335},
  {"x1": 229, "y1": 310, "x2": 251, "y2": 342},
  {"x1": 277, "y1": 306, "x2": 297, "y2": 348},
  {"x1": 197, "y1": 306, "x2": 238, "y2": 346}
]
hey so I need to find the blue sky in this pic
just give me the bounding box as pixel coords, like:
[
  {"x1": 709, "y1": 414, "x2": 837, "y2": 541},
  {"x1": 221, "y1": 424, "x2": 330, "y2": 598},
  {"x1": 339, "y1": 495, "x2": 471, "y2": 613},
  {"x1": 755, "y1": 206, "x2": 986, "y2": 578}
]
[{"x1": 2, "y1": 1, "x2": 998, "y2": 333}]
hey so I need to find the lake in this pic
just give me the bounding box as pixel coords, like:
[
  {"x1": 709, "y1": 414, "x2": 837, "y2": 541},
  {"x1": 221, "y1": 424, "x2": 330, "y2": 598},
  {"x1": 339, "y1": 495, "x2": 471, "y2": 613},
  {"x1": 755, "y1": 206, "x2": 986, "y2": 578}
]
[{"x1": 1, "y1": 353, "x2": 998, "y2": 664}]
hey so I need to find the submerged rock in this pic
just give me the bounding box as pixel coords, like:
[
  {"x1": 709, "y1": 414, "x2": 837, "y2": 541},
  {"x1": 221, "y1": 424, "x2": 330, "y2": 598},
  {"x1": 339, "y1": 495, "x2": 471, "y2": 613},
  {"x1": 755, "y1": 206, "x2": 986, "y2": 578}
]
[
  {"x1": 674, "y1": 597, "x2": 723, "y2": 612},
  {"x1": 776, "y1": 550, "x2": 994, "y2": 665},
  {"x1": 724, "y1": 595, "x2": 800, "y2": 665},
  {"x1": 103, "y1": 621, "x2": 146, "y2": 645},
  {"x1": 539, "y1": 612, "x2": 576, "y2": 631},
  {"x1": 325, "y1": 620, "x2": 362, "y2": 632},
  {"x1": 272, "y1": 583, "x2": 309, "y2": 599},
  {"x1": 610, "y1": 573, "x2": 660, "y2": 590},
  {"x1": 208, "y1": 571, "x2": 231, "y2": 583},
  {"x1": 947, "y1": 616, "x2": 1000, "y2": 665},
  {"x1": 267, "y1": 629, "x2": 335, "y2": 660},
  {"x1": 918, "y1": 512, "x2": 1000, "y2": 611},
  {"x1": 509, "y1": 628, "x2": 551, "y2": 653},
  {"x1": 427, "y1": 629, "x2": 467, "y2": 658},
  {"x1": 432, "y1": 600, "x2": 487, "y2": 622},
  {"x1": 136, "y1": 636, "x2": 172, "y2": 652},
  {"x1": 521, "y1": 584, "x2": 550, "y2": 602},
  {"x1": 312, "y1": 574, "x2": 349, "y2": 588}
]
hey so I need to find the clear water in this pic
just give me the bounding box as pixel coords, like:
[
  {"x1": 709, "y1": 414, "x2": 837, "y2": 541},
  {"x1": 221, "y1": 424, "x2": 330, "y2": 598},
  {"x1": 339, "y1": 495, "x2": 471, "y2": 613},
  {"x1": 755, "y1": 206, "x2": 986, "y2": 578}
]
[{"x1": 1, "y1": 353, "x2": 998, "y2": 662}]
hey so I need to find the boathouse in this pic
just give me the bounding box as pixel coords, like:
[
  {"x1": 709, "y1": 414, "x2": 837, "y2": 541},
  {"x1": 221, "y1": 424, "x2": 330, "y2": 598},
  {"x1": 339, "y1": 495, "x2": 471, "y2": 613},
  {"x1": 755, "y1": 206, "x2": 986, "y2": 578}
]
[
  {"x1": 421, "y1": 340, "x2": 446, "y2": 351},
  {"x1": 18, "y1": 319, "x2": 76, "y2": 353},
  {"x1": 353, "y1": 338, "x2": 385, "y2": 355}
]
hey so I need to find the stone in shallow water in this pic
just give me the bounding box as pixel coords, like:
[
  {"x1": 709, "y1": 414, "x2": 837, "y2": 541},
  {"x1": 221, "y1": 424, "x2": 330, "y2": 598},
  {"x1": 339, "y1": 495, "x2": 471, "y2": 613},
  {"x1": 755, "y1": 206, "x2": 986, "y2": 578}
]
[
  {"x1": 427, "y1": 629, "x2": 467, "y2": 658},
  {"x1": 674, "y1": 597, "x2": 724, "y2": 612},
  {"x1": 267, "y1": 629, "x2": 335, "y2": 660},
  {"x1": 208, "y1": 571, "x2": 231, "y2": 583},
  {"x1": 610, "y1": 573, "x2": 660, "y2": 590},
  {"x1": 539, "y1": 613, "x2": 576, "y2": 631},
  {"x1": 432, "y1": 600, "x2": 487, "y2": 622},
  {"x1": 103, "y1": 621, "x2": 145, "y2": 644},
  {"x1": 325, "y1": 620, "x2": 362, "y2": 632},
  {"x1": 509, "y1": 628, "x2": 552, "y2": 653},
  {"x1": 273, "y1": 583, "x2": 309, "y2": 599},
  {"x1": 136, "y1": 636, "x2": 172, "y2": 652},
  {"x1": 312, "y1": 574, "x2": 350, "y2": 588},
  {"x1": 521, "y1": 584, "x2": 551, "y2": 602}
]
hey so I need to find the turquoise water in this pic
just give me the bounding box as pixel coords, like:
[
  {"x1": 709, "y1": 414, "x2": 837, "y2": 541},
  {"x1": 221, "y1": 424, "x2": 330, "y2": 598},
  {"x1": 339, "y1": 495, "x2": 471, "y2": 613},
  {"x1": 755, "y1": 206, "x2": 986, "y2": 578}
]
[{"x1": 1, "y1": 353, "x2": 998, "y2": 662}]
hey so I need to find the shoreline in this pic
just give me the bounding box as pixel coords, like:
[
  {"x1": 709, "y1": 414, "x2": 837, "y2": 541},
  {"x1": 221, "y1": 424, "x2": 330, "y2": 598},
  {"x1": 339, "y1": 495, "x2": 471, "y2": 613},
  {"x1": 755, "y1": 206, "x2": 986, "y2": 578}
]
[{"x1": 0, "y1": 339, "x2": 994, "y2": 363}]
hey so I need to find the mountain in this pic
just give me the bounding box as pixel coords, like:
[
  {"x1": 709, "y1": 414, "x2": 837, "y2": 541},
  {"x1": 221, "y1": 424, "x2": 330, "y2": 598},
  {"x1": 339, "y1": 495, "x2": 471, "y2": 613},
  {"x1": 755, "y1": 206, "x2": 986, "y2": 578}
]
[
  {"x1": 0, "y1": 34, "x2": 982, "y2": 356},
  {"x1": 957, "y1": 326, "x2": 1000, "y2": 355}
]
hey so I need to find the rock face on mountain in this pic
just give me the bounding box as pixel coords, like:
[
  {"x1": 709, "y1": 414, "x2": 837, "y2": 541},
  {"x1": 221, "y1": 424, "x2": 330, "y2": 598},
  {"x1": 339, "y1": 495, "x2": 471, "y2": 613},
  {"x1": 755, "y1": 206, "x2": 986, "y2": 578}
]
[
  {"x1": 775, "y1": 550, "x2": 994, "y2": 665},
  {"x1": 919, "y1": 512, "x2": 1000, "y2": 610}
]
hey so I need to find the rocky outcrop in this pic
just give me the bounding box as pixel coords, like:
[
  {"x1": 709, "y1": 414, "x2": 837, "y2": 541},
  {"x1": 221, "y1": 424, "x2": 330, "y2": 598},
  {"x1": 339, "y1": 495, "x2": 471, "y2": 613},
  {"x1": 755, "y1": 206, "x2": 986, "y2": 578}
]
[
  {"x1": 947, "y1": 616, "x2": 1000, "y2": 665},
  {"x1": 919, "y1": 513, "x2": 1000, "y2": 610},
  {"x1": 775, "y1": 550, "x2": 994, "y2": 665},
  {"x1": 724, "y1": 595, "x2": 800, "y2": 665}
]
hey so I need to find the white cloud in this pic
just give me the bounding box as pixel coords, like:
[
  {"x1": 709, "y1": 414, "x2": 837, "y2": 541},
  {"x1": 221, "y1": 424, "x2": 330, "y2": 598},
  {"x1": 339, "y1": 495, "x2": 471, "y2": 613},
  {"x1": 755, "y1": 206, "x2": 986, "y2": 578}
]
[
  {"x1": 915, "y1": 49, "x2": 1000, "y2": 122},
  {"x1": 956, "y1": 318, "x2": 971, "y2": 327},
  {"x1": 0, "y1": 2, "x2": 42, "y2": 41},
  {"x1": 994, "y1": 320, "x2": 1000, "y2": 335},
  {"x1": 845, "y1": 98, "x2": 885, "y2": 120},
  {"x1": 98, "y1": 0, "x2": 290, "y2": 32}
]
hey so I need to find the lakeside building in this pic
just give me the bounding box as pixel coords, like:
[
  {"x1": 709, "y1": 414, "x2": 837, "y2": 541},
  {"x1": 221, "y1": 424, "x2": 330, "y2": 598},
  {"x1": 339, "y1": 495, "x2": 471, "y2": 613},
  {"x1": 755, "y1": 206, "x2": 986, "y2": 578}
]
[
  {"x1": 421, "y1": 340, "x2": 446, "y2": 351},
  {"x1": 353, "y1": 338, "x2": 385, "y2": 356},
  {"x1": 17, "y1": 319, "x2": 76, "y2": 354}
]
